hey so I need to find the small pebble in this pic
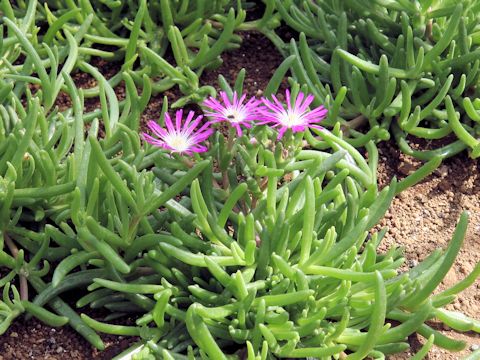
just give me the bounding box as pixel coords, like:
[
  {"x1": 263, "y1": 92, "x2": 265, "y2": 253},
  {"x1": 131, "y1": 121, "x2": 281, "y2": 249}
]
[
  {"x1": 408, "y1": 259, "x2": 418, "y2": 268},
  {"x1": 10, "y1": 332, "x2": 18, "y2": 338},
  {"x1": 470, "y1": 344, "x2": 480, "y2": 351},
  {"x1": 56, "y1": 346, "x2": 64, "y2": 354},
  {"x1": 434, "y1": 165, "x2": 449, "y2": 177}
]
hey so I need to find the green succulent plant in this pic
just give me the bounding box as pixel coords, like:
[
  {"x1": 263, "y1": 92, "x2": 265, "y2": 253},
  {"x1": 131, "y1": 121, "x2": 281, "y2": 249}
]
[
  {"x1": 0, "y1": 2, "x2": 480, "y2": 360},
  {"x1": 1, "y1": 0, "x2": 249, "y2": 106},
  {"x1": 269, "y1": 0, "x2": 480, "y2": 162}
]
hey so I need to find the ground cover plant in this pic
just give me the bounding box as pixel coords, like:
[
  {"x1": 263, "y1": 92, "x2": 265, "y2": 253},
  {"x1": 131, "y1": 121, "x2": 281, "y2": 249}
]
[
  {"x1": 265, "y1": 0, "x2": 480, "y2": 163},
  {"x1": 0, "y1": 1, "x2": 479, "y2": 359},
  {"x1": 2, "y1": 0, "x2": 246, "y2": 107}
]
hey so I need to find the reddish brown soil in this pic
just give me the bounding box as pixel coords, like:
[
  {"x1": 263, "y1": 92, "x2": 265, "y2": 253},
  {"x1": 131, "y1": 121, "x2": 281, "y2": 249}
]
[
  {"x1": 0, "y1": 318, "x2": 136, "y2": 360},
  {"x1": 200, "y1": 31, "x2": 286, "y2": 98},
  {"x1": 1, "y1": 30, "x2": 480, "y2": 360}
]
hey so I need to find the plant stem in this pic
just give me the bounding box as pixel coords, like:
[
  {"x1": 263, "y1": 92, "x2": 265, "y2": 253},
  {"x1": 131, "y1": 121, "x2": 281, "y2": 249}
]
[{"x1": 4, "y1": 233, "x2": 28, "y2": 301}]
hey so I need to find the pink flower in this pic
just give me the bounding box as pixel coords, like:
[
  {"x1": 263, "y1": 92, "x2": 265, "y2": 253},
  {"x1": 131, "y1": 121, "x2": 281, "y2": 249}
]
[
  {"x1": 203, "y1": 91, "x2": 261, "y2": 136},
  {"x1": 142, "y1": 110, "x2": 213, "y2": 155},
  {"x1": 259, "y1": 90, "x2": 328, "y2": 139}
]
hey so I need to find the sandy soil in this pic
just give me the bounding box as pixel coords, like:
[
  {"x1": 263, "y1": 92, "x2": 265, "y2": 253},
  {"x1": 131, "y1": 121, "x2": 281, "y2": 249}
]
[{"x1": 376, "y1": 142, "x2": 480, "y2": 359}]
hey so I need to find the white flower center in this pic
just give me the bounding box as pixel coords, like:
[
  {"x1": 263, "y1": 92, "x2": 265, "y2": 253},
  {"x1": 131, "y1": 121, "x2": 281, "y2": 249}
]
[
  {"x1": 165, "y1": 133, "x2": 191, "y2": 152},
  {"x1": 280, "y1": 110, "x2": 303, "y2": 127},
  {"x1": 224, "y1": 108, "x2": 245, "y2": 123}
]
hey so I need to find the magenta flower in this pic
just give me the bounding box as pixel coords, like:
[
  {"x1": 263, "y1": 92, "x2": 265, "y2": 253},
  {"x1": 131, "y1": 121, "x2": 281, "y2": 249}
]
[
  {"x1": 142, "y1": 110, "x2": 213, "y2": 155},
  {"x1": 203, "y1": 91, "x2": 261, "y2": 136},
  {"x1": 259, "y1": 90, "x2": 328, "y2": 139}
]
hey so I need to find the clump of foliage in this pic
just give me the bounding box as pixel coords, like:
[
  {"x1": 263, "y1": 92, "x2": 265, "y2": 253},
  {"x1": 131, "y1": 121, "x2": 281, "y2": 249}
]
[
  {"x1": 268, "y1": 0, "x2": 480, "y2": 162},
  {"x1": 100, "y1": 80, "x2": 480, "y2": 360},
  {"x1": 1, "y1": 1, "x2": 480, "y2": 360},
  {"x1": 1, "y1": 0, "x2": 247, "y2": 106}
]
